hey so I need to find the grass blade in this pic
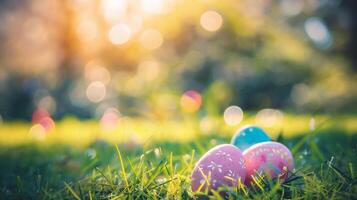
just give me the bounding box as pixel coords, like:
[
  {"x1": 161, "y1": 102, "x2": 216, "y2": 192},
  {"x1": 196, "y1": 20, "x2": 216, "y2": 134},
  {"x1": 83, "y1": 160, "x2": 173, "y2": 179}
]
[
  {"x1": 115, "y1": 144, "x2": 129, "y2": 188},
  {"x1": 64, "y1": 182, "x2": 81, "y2": 200}
]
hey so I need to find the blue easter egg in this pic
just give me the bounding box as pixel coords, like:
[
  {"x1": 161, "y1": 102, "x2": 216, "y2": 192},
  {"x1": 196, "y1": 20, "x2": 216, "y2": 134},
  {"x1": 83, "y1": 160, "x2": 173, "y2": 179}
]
[{"x1": 230, "y1": 125, "x2": 271, "y2": 151}]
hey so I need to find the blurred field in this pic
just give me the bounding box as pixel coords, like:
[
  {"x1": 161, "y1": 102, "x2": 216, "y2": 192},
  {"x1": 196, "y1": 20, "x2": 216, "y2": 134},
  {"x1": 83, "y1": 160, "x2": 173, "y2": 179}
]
[{"x1": 1, "y1": 113, "x2": 356, "y2": 147}]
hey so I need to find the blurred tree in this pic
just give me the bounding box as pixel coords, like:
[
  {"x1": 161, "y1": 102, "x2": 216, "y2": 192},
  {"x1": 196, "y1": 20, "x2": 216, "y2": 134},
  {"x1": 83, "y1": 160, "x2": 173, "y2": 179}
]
[{"x1": 0, "y1": 0, "x2": 356, "y2": 120}]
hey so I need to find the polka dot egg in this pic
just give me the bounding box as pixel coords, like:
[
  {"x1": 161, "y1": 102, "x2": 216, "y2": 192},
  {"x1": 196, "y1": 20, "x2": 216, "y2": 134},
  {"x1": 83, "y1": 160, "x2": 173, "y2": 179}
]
[
  {"x1": 243, "y1": 141, "x2": 294, "y2": 184},
  {"x1": 231, "y1": 125, "x2": 271, "y2": 151},
  {"x1": 191, "y1": 144, "x2": 246, "y2": 192}
]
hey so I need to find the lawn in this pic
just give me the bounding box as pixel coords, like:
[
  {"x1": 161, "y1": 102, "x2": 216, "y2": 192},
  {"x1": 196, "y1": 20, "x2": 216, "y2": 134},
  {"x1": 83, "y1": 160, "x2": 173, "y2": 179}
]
[{"x1": 1, "y1": 113, "x2": 357, "y2": 199}]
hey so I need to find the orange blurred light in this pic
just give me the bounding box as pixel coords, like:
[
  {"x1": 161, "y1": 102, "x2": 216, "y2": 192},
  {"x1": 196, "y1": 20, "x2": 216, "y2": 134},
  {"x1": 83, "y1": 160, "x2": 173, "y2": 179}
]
[
  {"x1": 101, "y1": 0, "x2": 127, "y2": 22},
  {"x1": 141, "y1": 0, "x2": 164, "y2": 14},
  {"x1": 85, "y1": 60, "x2": 111, "y2": 84},
  {"x1": 200, "y1": 10, "x2": 223, "y2": 32},
  {"x1": 76, "y1": 20, "x2": 98, "y2": 42},
  {"x1": 180, "y1": 90, "x2": 202, "y2": 113},
  {"x1": 139, "y1": 29, "x2": 163, "y2": 50},
  {"x1": 108, "y1": 23, "x2": 131, "y2": 45}
]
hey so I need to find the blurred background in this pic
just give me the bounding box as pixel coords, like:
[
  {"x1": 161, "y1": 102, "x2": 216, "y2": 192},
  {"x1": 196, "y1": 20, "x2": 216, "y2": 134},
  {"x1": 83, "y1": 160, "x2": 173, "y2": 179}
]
[
  {"x1": 1, "y1": 2, "x2": 357, "y2": 198},
  {"x1": 0, "y1": 0, "x2": 356, "y2": 125}
]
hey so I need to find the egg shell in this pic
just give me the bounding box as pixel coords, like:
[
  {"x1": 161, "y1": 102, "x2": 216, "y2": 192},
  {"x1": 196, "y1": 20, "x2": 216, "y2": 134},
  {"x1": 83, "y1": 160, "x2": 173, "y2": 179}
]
[
  {"x1": 191, "y1": 144, "x2": 246, "y2": 192},
  {"x1": 243, "y1": 141, "x2": 294, "y2": 184},
  {"x1": 231, "y1": 125, "x2": 271, "y2": 151}
]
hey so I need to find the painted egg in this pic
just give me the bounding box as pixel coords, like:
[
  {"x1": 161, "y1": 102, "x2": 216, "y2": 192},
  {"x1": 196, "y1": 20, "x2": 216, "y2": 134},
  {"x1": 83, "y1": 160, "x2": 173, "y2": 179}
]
[
  {"x1": 231, "y1": 125, "x2": 271, "y2": 151},
  {"x1": 243, "y1": 141, "x2": 294, "y2": 184},
  {"x1": 191, "y1": 144, "x2": 246, "y2": 192}
]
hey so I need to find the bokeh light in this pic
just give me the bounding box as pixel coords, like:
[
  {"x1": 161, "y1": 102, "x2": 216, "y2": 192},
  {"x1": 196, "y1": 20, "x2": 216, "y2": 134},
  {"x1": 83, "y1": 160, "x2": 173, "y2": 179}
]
[
  {"x1": 29, "y1": 124, "x2": 46, "y2": 140},
  {"x1": 223, "y1": 106, "x2": 243, "y2": 126},
  {"x1": 255, "y1": 109, "x2": 284, "y2": 127},
  {"x1": 32, "y1": 108, "x2": 55, "y2": 133},
  {"x1": 85, "y1": 60, "x2": 111, "y2": 85},
  {"x1": 154, "y1": 147, "x2": 161, "y2": 158},
  {"x1": 290, "y1": 83, "x2": 310, "y2": 106},
  {"x1": 180, "y1": 90, "x2": 202, "y2": 113},
  {"x1": 199, "y1": 116, "x2": 218, "y2": 134},
  {"x1": 126, "y1": 14, "x2": 143, "y2": 33},
  {"x1": 38, "y1": 116, "x2": 55, "y2": 132},
  {"x1": 139, "y1": 29, "x2": 163, "y2": 50},
  {"x1": 200, "y1": 10, "x2": 223, "y2": 32},
  {"x1": 141, "y1": 0, "x2": 164, "y2": 14},
  {"x1": 86, "y1": 81, "x2": 106, "y2": 103},
  {"x1": 32, "y1": 108, "x2": 50, "y2": 124},
  {"x1": 100, "y1": 107, "x2": 121, "y2": 132},
  {"x1": 108, "y1": 23, "x2": 131, "y2": 45},
  {"x1": 101, "y1": 0, "x2": 127, "y2": 22},
  {"x1": 304, "y1": 17, "x2": 332, "y2": 48}
]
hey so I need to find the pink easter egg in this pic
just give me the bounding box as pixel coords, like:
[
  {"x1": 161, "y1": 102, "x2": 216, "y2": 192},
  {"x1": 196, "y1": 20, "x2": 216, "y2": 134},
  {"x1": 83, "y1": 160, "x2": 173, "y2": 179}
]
[
  {"x1": 191, "y1": 144, "x2": 246, "y2": 192},
  {"x1": 243, "y1": 141, "x2": 294, "y2": 184}
]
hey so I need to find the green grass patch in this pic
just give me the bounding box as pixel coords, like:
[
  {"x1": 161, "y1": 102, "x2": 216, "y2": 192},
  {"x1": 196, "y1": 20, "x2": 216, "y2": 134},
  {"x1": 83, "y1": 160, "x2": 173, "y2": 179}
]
[{"x1": 0, "y1": 114, "x2": 357, "y2": 199}]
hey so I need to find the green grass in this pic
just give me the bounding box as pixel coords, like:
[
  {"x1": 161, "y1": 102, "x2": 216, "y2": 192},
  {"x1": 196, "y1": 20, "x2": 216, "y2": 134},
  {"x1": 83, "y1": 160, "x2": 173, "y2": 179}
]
[{"x1": 1, "y1": 114, "x2": 357, "y2": 199}]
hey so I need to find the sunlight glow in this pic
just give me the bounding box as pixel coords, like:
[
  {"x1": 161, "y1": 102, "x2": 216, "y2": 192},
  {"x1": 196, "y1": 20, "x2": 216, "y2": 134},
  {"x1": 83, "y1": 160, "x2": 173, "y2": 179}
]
[
  {"x1": 126, "y1": 14, "x2": 143, "y2": 33},
  {"x1": 200, "y1": 10, "x2": 223, "y2": 32},
  {"x1": 76, "y1": 20, "x2": 98, "y2": 42},
  {"x1": 141, "y1": 0, "x2": 164, "y2": 14},
  {"x1": 108, "y1": 23, "x2": 131, "y2": 45},
  {"x1": 139, "y1": 29, "x2": 163, "y2": 50},
  {"x1": 101, "y1": 0, "x2": 127, "y2": 22},
  {"x1": 223, "y1": 106, "x2": 243, "y2": 126}
]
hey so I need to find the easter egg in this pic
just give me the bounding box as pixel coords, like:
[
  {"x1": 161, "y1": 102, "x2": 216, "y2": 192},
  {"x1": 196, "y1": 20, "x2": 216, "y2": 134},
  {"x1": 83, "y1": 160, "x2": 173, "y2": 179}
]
[
  {"x1": 191, "y1": 144, "x2": 246, "y2": 192},
  {"x1": 243, "y1": 141, "x2": 294, "y2": 184},
  {"x1": 231, "y1": 125, "x2": 271, "y2": 151}
]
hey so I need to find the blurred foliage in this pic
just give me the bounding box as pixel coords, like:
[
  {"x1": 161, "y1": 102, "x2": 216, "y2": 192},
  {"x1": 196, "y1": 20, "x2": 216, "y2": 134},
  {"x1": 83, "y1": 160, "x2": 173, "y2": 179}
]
[{"x1": 0, "y1": 0, "x2": 356, "y2": 121}]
